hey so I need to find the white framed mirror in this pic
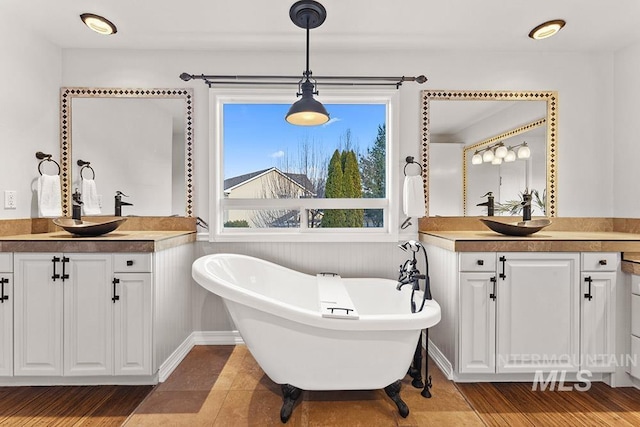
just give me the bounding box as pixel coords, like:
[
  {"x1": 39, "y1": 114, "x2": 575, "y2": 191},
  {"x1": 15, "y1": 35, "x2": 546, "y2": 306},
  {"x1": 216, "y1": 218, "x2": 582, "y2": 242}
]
[
  {"x1": 59, "y1": 88, "x2": 194, "y2": 217},
  {"x1": 421, "y1": 90, "x2": 558, "y2": 217}
]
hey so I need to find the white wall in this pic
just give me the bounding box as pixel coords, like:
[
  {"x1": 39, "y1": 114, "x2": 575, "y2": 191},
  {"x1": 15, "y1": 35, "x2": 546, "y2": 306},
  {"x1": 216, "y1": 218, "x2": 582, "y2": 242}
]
[
  {"x1": 59, "y1": 48, "x2": 616, "y2": 331},
  {"x1": 614, "y1": 41, "x2": 640, "y2": 217},
  {"x1": 61, "y1": 48, "x2": 615, "y2": 219},
  {"x1": 0, "y1": 13, "x2": 61, "y2": 218}
]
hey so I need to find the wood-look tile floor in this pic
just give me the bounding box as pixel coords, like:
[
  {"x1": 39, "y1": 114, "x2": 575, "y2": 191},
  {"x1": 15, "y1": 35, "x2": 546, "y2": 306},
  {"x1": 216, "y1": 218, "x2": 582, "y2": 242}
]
[
  {"x1": 5, "y1": 345, "x2": 640, "y2": 426},
  {"x1": 126, "y1": 345, "x2": 482, "y2": 426}
]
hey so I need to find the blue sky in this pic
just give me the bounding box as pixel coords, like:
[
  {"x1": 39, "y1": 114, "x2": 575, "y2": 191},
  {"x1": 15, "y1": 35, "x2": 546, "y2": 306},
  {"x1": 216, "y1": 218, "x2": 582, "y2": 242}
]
[{"x1": 223, "y1": 103, "x2": 385, "y2": 179}]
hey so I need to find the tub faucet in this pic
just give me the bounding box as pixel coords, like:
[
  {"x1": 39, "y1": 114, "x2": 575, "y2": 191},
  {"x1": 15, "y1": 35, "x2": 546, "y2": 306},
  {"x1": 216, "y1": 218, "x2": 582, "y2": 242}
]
[
  {"x1": 72, "y1": 188, "x2": 82, "y2": 221},
  {"x1": 114, "y1": 191, "x2": 133, "y2": 216},
  {"x1": 476, "y1": 192, "x2": 494, "y2": 216},
  {"x1": 521, "y1": 191, "x2": 532, "y2": 221},
  {"x1": 397, "y1": 241, "x2": 425, "y2": 291}
]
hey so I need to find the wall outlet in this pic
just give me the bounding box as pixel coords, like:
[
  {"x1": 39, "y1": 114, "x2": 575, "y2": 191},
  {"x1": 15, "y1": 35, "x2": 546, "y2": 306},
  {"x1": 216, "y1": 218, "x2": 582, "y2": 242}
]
[{"x1": 4, "y1": 191, "x2": 16, "y2": 209}]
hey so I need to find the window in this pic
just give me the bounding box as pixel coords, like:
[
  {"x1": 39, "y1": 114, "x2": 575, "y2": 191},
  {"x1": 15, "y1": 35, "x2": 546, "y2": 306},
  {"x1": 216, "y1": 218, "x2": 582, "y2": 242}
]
[{"x1": 210, "y1": 88, "x2": 399, "y2": 242}]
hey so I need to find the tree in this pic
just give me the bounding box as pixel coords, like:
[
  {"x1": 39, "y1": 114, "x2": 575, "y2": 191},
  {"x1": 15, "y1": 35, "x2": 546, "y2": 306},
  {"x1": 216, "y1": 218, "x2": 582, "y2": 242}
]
[
  {"x1": 343, "y1": 150, "x2": 363, "y2": 227},
  {"x1": 321, "y1": 150, "x2": 345, "y2": 227},
  {"x1": 253, "y1": 137, "x2": 328, "y2": 228},
  {"x1": 360, "y1": 124, "x2": 386, "y2": 226}
]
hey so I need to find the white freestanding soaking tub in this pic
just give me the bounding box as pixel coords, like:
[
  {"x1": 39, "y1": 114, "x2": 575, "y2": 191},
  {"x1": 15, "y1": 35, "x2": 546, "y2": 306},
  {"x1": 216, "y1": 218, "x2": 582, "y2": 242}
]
[{"x1": 192, "y1": 253, "x2": 441, "y2": 422}]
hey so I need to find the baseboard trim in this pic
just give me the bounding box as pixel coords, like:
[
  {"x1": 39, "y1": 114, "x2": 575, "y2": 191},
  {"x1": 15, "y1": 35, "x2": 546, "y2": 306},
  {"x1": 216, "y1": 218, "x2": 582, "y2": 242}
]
[
  {"x1": 158, "y1": 334, "x2": 196, "y2": 382},
  {"x1": 158, "y1": 331, "x2": 244, "y2": 382},
  {"x1": 428, "y1": 339, "x2": 453, "y2": 380},
  {"x1": 192, "y1": 330, "x2": 245, "y2": 345}
]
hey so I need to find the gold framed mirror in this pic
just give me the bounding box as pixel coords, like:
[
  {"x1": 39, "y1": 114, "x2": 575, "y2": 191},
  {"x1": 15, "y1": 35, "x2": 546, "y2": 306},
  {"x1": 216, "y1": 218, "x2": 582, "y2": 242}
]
[
  {"x1": 421, "y1": 90, "x2": 558, "y2": 217},
  {"x1": 60, "y1": 88, "x2": 194, "y2": 217}
]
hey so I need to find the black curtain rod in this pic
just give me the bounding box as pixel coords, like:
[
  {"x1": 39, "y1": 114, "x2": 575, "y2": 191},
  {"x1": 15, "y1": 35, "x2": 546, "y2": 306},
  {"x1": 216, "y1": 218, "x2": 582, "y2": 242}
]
[{"x1": 179, "y1": 73, "x2": 427, "y2": 88}]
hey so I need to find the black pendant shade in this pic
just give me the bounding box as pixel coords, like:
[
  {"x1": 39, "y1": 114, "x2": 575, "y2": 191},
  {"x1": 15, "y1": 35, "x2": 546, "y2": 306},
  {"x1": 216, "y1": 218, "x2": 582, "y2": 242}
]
[{"x1": 285, "y1": 1, "x2": 330, "y2": 126}]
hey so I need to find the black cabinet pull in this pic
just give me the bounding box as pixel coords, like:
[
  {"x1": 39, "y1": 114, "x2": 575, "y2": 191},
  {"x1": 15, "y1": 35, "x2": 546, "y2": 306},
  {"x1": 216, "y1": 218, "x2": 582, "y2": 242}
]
[
  {"x1": 477, "y1": 259, "x2": 484, "y2": 266},
  {"x1": 0, "y1": 277, "x2": 8, "y2": 303},
  {"x1": 584, "y1": 276, "x2": 593, "y2": 301},
  {"x1": 489, "y1": 276, "x2": 497, "y2": 300},
  {"x1": 499, "y1": 256, "x2": 507, "y2": 280},
  {"x1": 112, "y1": 278, "x2": 120, "y2": 303},
  {"x1": 599, "y1": 259, "x2": 607, "y2": 266},
  {"x1": 126, "y1": 260, "x2": 134, "y2": 266},
  {"x1": 61, "y1": 256, "x2": 70, "y2": 281},
  {"x1": 51, "y1": 256, "x2": 60, "y2": 281}
]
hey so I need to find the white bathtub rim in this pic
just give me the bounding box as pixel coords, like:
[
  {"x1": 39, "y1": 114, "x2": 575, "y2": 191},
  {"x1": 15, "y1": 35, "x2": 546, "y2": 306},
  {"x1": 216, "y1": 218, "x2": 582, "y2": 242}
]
[{"x1": 192, "y1": 253, "x2": 441, "y2": 332}]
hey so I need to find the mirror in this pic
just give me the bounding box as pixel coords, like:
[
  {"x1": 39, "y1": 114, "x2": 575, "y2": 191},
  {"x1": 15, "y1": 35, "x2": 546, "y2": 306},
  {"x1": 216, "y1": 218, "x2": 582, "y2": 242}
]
[
  {"x1": 60, "y1": 88, "x2": 194, "y2": 217},
  {"x1": 421, "y1": 90, "x2": 557, "y2": 217}
]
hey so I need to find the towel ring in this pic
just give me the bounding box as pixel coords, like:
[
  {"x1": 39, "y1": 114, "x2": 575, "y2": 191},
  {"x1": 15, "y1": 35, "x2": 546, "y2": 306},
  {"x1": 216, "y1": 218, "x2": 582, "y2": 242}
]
[
  {"x1": 404, "y1": 156, "x2": 423, "y2": 176},
  {"x1": 77, "y1": 159, "x2": 95, "y2": 180},
  {"x1": 35, "y1": 151, "x2": 61, "y2": 176}
]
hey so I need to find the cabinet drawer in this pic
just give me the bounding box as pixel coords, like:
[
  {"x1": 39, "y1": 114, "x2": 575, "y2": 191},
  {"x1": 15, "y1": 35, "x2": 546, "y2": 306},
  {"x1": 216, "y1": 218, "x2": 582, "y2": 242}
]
[
  {"x1": 459, "y1": 252, "x2": 496, "y2": 272},
  {"x1": 0, "y1": 253, "x2": 11, "y2": 272},
  {"x1": 632, "y1": 275, "x2": 640, "y2": 296},
  {"x1": 113, "y1": 253, "x2": 152, "y2": 273},
  {"x1": 633, "y1": 295, "x2": 640, "y2": 337},
  {"x1": 631, "y1": 335, "x2": 640, "y2": 379},
  {"x1": 581, "y1": 252, "x2": 618, "y2": 272}
]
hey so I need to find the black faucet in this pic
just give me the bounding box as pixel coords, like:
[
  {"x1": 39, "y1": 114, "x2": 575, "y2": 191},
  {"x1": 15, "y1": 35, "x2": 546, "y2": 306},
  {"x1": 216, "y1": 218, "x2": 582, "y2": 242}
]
[
  {"x1": 521, "y1": 191, "x2": 532, "y2": 222},
  {"x1": 72, "y1": 189, "x2": 82, "y2": 221},
  {"x1": 476, "y1": 192, "x2": 495, "y2": 216},
  {"x1": 114, "y1": 191, "x2": 133, "y2": 216}
]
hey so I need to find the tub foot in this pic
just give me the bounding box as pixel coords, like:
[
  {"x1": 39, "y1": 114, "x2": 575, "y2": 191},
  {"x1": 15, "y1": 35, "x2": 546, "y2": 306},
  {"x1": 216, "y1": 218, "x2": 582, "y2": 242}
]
[
  {"x1": 280, "y1": 384, "x2": 302, "y2": 423},
  {"x1": 384, "y1": 380, "x2": 409, "y2": 418}
]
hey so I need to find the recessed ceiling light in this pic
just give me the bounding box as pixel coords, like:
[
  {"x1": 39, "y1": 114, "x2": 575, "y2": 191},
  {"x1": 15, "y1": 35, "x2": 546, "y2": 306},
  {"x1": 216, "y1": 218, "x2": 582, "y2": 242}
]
[
  {"x1": 528, "y1": 19, "x2": 565, "y2": 40},
  {"x1": 80, "y1": 13, "x2": 117, "y2": 35}
]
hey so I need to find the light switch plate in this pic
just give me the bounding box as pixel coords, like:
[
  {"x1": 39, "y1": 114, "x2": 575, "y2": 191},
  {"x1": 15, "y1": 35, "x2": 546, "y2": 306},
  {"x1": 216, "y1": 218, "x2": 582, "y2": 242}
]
[{"x1": 4, "y1": 190, "x2": 16, "y2": 209}]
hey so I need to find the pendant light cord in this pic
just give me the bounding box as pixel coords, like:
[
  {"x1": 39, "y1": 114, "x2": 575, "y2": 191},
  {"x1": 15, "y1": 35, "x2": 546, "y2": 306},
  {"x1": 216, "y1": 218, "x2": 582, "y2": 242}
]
[{"x1": 305, "y1": 15, "x2": 311, "y2": 81}]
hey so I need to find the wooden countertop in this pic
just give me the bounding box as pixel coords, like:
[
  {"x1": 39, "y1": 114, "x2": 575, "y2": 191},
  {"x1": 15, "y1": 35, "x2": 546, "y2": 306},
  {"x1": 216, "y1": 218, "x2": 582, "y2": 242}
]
[
  {"x1": 420, "y1": 230, "x2": 640, "y2": 253},
  {"x1": 0, "y1": 230, "x2": 196, "y2": 253}
]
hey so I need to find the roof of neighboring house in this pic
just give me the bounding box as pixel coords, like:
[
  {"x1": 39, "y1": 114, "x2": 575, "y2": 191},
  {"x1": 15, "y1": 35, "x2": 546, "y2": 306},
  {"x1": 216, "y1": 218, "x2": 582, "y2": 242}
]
[{"x1": 224, "y1": 167, "x2": 315, "y2": 194}]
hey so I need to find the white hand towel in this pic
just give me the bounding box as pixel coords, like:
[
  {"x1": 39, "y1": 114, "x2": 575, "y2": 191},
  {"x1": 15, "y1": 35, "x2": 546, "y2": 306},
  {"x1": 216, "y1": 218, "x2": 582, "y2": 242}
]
[
  {"x1": 81, "y1": 179, "x2": 101, "y2": 215},
  {"x1": 37, "y1": 174, "x2": 62, "y2": 218},
  {"x1": 402, "y1": 175, "x2": 426, "y2": 218}
]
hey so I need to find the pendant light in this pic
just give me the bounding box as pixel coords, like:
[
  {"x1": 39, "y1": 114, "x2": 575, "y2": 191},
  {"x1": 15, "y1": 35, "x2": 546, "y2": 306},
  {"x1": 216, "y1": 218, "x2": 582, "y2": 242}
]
[{"x1": 285, "y1": 1, "x2": 330, "y2": 126}]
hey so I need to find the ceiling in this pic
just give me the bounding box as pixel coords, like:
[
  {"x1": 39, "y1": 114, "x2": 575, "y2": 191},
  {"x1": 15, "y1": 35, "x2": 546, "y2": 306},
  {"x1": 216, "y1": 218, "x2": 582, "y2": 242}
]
[{"x1": 3, "y1": 0, "x2": 640, "y2": 53}]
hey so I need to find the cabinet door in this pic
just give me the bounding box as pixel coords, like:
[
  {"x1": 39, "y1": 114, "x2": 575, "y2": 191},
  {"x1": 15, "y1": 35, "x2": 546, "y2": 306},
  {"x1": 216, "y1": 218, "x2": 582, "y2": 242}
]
[
  {"x1": 581, "y1": 272, "x2": 615, "y2": 373},
  {"x1": 114, "y1": 273, "x2": 152, "y2": 376},
  {"x1": 14, "y1": 254, "x2": 63, "y2": 376},
  {"x1": 496, "y1": 252, "x2": 580, "y2": 373},
  {"x1": 0, "y1": 274, "x2": 12, "y2": 376},
  {"x1": 64, "y1": 254, "x2": 113, "y2": 376},
  {"x1": 459, "y1": 272, "x2": 496, "y2": 373}
]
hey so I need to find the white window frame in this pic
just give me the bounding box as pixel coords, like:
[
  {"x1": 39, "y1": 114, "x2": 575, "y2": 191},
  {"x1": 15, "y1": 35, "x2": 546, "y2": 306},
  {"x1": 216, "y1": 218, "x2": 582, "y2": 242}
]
[{"x1": 209, "y1": 87, "x2": 400, "y2": 242}]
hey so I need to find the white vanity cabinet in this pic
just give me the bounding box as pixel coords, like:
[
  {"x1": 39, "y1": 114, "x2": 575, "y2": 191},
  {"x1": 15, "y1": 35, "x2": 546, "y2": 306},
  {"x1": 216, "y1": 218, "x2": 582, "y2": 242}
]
[
  {"x1": 459, "y1": 252, "x2": 581, "y2": 374},
  {"x1": 112, "y1": 254, "x2": 152, "y2": 376},
  {"x1": 496, "y1": 252, "x2": 580, "y2": 373},
  {"x1": 628, "y1": 274, "x2": 640, "y2": 379},
  {"x1": 459, "y1": 253, "x2": 496, "y2": 374},
  {"x1": 0, "y1": 230, "x2": 194, "y2": 385},
  {"x1": 580, "y1": 253, "x2": 618, "y2": 373},
  {"x1": 13, "y1": 252, "x2": 153, "y2": 377},
  {"x1": 0, "y1": 253, "x2": 13, "y2": 377},
  {"x1": 13, "y1": 253, "x2": 113, "y2": 376},
  {"x1": 426, "y1": 243, "x2": 619, "y2": 381}
]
